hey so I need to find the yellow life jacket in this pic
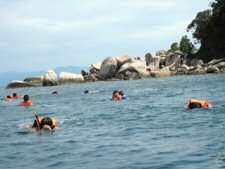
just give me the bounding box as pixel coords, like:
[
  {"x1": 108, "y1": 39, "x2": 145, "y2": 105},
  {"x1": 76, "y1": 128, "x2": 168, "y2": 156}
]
[{"x1": 37, "y1": 117, "x2": 58, "y2": 129}]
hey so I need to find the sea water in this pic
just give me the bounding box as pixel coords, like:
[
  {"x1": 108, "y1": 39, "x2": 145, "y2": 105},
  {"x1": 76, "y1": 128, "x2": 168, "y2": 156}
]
[{"x1": 0, "y1": 74, "x2": 225, "y2": 169}]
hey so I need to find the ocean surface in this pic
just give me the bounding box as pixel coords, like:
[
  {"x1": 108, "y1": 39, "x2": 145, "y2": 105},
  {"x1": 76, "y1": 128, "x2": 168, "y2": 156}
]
[{"x1": 0, "y1": 74, "x2": 225, "y2": 169}]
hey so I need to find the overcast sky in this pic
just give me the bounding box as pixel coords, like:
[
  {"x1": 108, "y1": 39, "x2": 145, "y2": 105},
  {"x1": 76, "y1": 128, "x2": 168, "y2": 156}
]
[{"x1": 0, "y1": 0, "x2": 211, "y2": 72}]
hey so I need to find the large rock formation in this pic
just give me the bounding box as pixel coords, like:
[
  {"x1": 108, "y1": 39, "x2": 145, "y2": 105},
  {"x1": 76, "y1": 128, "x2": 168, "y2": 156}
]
[
  {"x1": 206, "y1": 66, "x2": 219, "y2": 73},
  {"x1": 24, "y1": 76, "x2": 44, "y2": 86},
  {"x1": 90, "y1": 62, "x2": 102, "y2": 74},
  {"x1": 115, "y1": 55, "x2": 132, "y2": 67},
  {"x1": 98, "y1": 57, "x2": 118, "y2": 79},
  {"x1": 59, "y1": 72, "x2": 84, "y2": 84},
  {"x1": 156, "y1": 50, "x2": 167, "y2": 57},
  {"x1": 43, "y1": 70, "x2": 58, "y2": 86},
  {"x1": 117, "y1": 60, "x2": 150, "y2": 78},
  {"x1": 6, "y1": 81, "x2": 35, "y2": 89},
  {"x1": 164, "y1": 53, "x2": 181, "y2": 67},
  {"x1": 145, "y1": 53, "x2": 153, "y2": 66}
]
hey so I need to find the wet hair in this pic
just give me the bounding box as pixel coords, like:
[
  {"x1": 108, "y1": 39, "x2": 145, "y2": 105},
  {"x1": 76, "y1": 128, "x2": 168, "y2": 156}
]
[
  {"x1": 84, "y1": 90, "x2": 89, "y2": 94},
  {"x1": 42, "y1": 117, "x2": 53, "y2": 128},
  {"x1": 7, "y1": 95, "x2": 11, "y2": 99},
  {"x1": 113, "y1": 90, "x2": 119, "y2": 95},
  {"x1": 23, "y1": 95, "x2": 29, "y2": 102},
  {"x1": 32, "y1": 117, "x2": 53, "y2": 129},
  {"x1": 119, "y1": 91, "x2": 124, "y2": 96},
  {"x1": 189, "y1": 102, "x2": 202, "y2": 109},
  {"x1": 52, "y1": 91, "x2": 58, "y2": 94},
  {"x1": 13, "y1": 93, "x2": 17, "y2": 97}
]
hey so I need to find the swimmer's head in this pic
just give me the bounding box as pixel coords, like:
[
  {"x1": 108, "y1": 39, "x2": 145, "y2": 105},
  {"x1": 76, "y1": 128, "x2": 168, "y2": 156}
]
[
  {"x1": 119, "y1": 91, "x2": 124, "y2": 96},
  {"x1": 23, "y1": 95, "x2": 29, "y2": 102},
  {"x1": 84, "y1": 90, "x2": 89, "y2": 94},
  {"x1": 189, "y1": 102, "x2": 202, "y2": 109}
]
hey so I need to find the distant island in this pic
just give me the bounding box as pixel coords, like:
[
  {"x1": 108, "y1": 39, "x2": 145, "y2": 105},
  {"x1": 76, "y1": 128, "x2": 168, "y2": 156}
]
[{"x1": 5, "y1": 0, "x2": 225, "y2": 89}]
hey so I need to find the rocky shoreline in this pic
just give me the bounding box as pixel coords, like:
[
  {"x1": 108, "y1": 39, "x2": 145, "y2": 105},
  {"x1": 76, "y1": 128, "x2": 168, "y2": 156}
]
[{"x1": 6, "y1": 51, "x2": 225, "y2": 89}]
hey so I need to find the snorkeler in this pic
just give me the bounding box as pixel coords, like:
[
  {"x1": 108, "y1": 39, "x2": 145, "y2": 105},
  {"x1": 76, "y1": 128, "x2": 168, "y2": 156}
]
[
  {"x1": 31, "y1": 112, "x2": 58, "y2": 132},
  {"x1": 186, "y1": 99, "x2": 212, "y2": 109}
]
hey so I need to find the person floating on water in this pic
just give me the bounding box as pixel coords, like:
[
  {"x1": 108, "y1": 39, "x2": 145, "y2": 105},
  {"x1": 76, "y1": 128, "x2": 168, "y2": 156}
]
[
  {"x1": 12, "y1": 93, "x2": 20, "y2": 99},
  {"x1": 4, "y1": 95, "x2": 13, "y2": 102},
  {"x1": 51, "y1": 91, "x2": 58, "y2": 94},
  {"x1": 84, "y1": 90, "x2": 99, "y2": 94},
  {"x1": 112, "y1": 90, "x2": 127, "y2": 101},
  {"x1": 119, "y1": 91, "x2": 127, "y2": 99},
  {"x1": 19, "y1": 95, "x2": 33, "y2": 106},
  {"x1": 4, "y1": 93, "x2": 20, "y2": 101},
  {"x1": 186, "y1": 99, "x2": 212, "y2": 109},
  {"x1": 30, "y1": 112, "x2": 58, "y2": 132}
]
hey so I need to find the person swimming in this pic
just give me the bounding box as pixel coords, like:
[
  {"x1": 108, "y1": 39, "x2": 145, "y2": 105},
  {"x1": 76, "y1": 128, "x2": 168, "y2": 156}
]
[
  {"x1": 112, "y1": 90, "x2": 122, "y2": 101},
  {"x1": 19, "y1": 95, "x2": 33, "y2": 106},
  {"x1": 119, "y1": 91, "x2": 127, "y2": 99},
  {"x1": 31, "y1": 113, "x2": 58, "y2": 132},
  {"x1": 51, "y1": 91, "x2": 58, "y2": 94},
  {"x1": 84, "y1": 90, "x2": 100, "y2": 94},
  {"x1": 12, "y1": 93, "x2": 20, "y2": 99},
  {"x1": 4, "y1": 95, "x2": 13, "y2": 102},
  {"x1": 186, "y1": 99, "x2": 212, "y2": 109}
]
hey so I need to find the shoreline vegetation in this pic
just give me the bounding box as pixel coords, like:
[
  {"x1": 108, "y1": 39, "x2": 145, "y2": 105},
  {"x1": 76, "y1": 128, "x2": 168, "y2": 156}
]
[{"x1": 5, "y1": 0, "x2": 225, "y2": 89}]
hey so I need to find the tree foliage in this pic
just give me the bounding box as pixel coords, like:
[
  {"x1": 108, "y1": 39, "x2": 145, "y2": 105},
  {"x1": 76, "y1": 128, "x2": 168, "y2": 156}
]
[
  {"x1": 179, "y1": 35, "x2": 196, "y2": 55},
  {"x1": 169, "y1": 42, "x2": 179, "y2": 52},
  {"x1": 187, "y1": 0, "x2": 225, "y2": 62},
  {"x1": 168, "y1": 36, "x2": 196, "y2": 55}
]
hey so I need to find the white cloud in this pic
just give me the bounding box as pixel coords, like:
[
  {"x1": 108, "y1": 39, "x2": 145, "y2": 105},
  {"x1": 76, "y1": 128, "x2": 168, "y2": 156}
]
[{"x1": 0, "y1": 0, "x2": 212, "y2": 72}]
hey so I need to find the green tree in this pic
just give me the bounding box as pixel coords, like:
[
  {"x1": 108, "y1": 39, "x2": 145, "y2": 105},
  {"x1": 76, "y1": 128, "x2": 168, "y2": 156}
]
[
  {"x1": 179, "y1": 35, "x2": 196, "y2": 55},
  {"x1": 187, "y1": 10, "x2": 212, "y2": 43},
  {"x1": 169, "y1": 42, "x2": 180, "y2": 52},
  {"x1": 187, "y1": 0, "x2": 225, "y2": 62}
]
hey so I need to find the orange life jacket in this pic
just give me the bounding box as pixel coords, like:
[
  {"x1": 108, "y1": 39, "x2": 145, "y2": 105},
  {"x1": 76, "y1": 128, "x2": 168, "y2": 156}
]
[
  {"x1": 37, "y1": 117, "x2": 58, "y2": 129},
  {"x1": 5, "y1": 98, "x2": 13, "y2": 102},
  {"x1": 19, "y1": 100, "x2": 33, "y2": 107},
  {"x1": 187, "y1": 99, "x2": 212, "y2": 109}
]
